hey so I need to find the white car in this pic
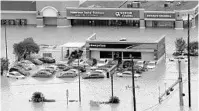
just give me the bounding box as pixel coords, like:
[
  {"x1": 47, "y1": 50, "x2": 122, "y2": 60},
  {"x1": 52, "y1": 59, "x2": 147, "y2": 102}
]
[
  {"x1": 116, "y1": 71, "x2": 141, "y2": 78},
  {"x1": 175, "y1": 56, "x2": 188, "y2": 62},
  {"x1": 169, "y1": 56, "x2": 188, "y2": 62},
  {"x1": 7, "y1": 71, "x2": 25, "y2": 79},
  {"x1": 96, "y1": 59, "x2": 108, "y2": 67},
  {"x1": 136, "y1": 61, "x2": 145, "y2": 68},
  {"x1": 147, "y1": 61, "x2": 156, "y2": 69},
  {"x1": 72, "y1": 59, "x2": 86, "y2": 66}
]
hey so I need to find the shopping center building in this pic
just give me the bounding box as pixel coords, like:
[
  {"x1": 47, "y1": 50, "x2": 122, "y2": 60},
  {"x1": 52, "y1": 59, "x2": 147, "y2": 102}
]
[
  {"x1": 85, "y1": 33, "x2": 165, "y2": 62},
  {"x1": 1, "y1": 1, "x2": 198, "y2": 29}
]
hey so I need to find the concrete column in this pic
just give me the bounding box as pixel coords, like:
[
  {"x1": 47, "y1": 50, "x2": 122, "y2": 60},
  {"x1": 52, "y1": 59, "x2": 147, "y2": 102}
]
[
  {"x1": 175, "y1": 20, "x2": 183, "y2": 30},
  {"x1": 140, "y1": 19, "x2": 145, "y2": 29},
  {"x1": 36, "y1": 17, "x2": 44, "y2": 27},
  {"x1": 191, "y1": 18, "x2": 196, "y2": 28}
]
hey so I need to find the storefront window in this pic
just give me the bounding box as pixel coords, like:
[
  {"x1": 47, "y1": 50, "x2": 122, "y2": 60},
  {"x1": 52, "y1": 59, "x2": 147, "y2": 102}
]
[
  {"x1": 123, "y1": 52, "x2": 141, "y2": 59},
  {"x1": 100, "y1": 51, "x2": 112, "y2": 58}
]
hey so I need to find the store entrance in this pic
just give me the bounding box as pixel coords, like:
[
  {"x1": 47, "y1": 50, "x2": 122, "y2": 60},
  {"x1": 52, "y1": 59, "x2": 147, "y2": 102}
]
[{"x1": 71, "y1": 19, "x2": 140, "y2": 27}]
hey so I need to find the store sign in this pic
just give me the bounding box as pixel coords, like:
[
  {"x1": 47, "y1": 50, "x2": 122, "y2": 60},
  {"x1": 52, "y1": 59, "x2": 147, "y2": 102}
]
[
  {"x1": 145, "y1": 13, "x2": 175, "y2": 19},
  {"x1": 67, "y1": 8, "x2": 140, "y2": 18},
  {"x1": 89, "y1": 43, "x2": 106, "y2": 48},
  {"x1": 89, "y1": 43, "x2": 157, "y2": 49},
  {"x1": 69, "y1": 10, "x2": 104, "y2": 17},
  {"x1": 115, "y1": 11, "x2": 134, "y2": 18}
]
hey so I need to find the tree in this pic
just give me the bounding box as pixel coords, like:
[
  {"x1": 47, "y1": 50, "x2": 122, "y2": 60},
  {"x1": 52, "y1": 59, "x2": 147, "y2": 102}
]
[
  {"x1": 13, "y1": 38, "x2": 40, "y2": 61},
  {"x1": 1, "y1": 58, "x2": 9, "y2": 75},
  {"x1": 175, "y1": 38, "x2": 187, "y2": 55},
  {"x1": 189, "y1": 41, "x2": 198, "y2": 54}
]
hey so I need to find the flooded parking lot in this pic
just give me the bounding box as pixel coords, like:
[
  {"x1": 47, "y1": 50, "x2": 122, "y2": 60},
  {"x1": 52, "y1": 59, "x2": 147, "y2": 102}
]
[{"x1": 1, "y1": 24, "x2": 198, "y2": 111}]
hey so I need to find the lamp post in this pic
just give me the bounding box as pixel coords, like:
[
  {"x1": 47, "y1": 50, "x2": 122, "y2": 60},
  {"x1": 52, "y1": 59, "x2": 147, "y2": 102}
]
[
  {"x1": 78, "y1": 52, "x2": 81, "y2": 103},
  {"x1": 187, "y1": 14, "x2": 191, "y2": 107},
  {"x1": 130, "y1": 54, "x2": 136, "y2": 111},
  {"x1": 5, "y1": 25, "x2": 8, "y2": 61}
]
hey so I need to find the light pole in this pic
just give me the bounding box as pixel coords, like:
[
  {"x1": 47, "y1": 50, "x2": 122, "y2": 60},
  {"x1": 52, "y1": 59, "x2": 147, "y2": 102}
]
[
  {"x1": 130, "y1": 54, "x2": 136, "y2": 111},
  {"x1": 78, "y1": 52, "x2": 81, "y2": 103},
  {"x1": 187, "y1": 14, "x2": 191, "y2": 107},
  {"x1": 5, "y1": 25, "x2": 8, "y2": 61}
]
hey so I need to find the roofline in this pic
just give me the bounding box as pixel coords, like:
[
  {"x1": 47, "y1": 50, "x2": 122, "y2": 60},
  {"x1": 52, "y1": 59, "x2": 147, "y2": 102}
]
[
  {"x1": 1, "y1": 10, "x2": 36, "y2": 14},
  {"x1": 66, "y1": 7, "x2": 145, "y2": 11}
]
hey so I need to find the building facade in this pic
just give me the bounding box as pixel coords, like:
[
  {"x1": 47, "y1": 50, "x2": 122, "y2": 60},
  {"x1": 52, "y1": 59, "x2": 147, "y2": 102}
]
[
  {"x1": 1, "y1": 1, "x2": 198, "y2": 29},
  {"x1": 85, "y1": 34, "x2": 166, "y2": 62}
]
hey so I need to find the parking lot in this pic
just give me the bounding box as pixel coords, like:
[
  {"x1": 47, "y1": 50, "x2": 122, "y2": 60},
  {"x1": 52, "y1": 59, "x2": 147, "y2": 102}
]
[{"x1": 1, "y1": 24, "x2": 198, "y2": 111}]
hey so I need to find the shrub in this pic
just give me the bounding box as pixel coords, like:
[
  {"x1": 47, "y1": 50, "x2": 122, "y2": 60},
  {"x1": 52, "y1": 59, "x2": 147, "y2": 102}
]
[
  {"x1": 31, "y1": 92, "x2": 45, "y2": 103},
  {"x1": 92, "y1": 58, "x2": 97, "y2": 66},
  {"x1": 1, "y1": 58, "x2": 9, "y2": 75},
  {"x1": 108, "y1": 96, "x2": 120, "y2": 104}
]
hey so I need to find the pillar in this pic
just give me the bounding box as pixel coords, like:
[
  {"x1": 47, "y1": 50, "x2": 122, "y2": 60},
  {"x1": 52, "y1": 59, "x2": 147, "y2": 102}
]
[
  {"x1": 36, "y1": 16, "x2": 44, "y2": 27},
  {"x1": 175, "y1": 20, "x2": 183, "y2": 30},
  {"x1": 140, "y1": 19, "x2": 145, "y2": 29},
  {"x1": 191, "y1": 18, "x2": 196, "y2": 28}
]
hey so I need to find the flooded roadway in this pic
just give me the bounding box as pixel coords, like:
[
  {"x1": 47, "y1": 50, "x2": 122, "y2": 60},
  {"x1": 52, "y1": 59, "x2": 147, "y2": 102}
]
[{"x1": 1, "y1": 23, "x2": 198, "y2": 111}]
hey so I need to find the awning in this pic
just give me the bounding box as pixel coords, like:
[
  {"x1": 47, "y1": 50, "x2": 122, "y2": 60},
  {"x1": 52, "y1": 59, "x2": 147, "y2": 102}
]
[{"x1": 59, "y1": 42, "x2": 86, "y2": 48}]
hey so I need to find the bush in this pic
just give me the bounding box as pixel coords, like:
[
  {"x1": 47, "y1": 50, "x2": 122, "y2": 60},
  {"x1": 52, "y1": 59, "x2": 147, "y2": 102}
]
[
  {"x1": 31, "y1": 92, "x2": 45, "y2": 103},
  {"x1": 108, "y1": 96, "x2": 120, "y2": 104},
  {"x1": 92, "y1": 58, "x2": 97, "y2": 66},
  {"x1": 1, "y1": 58, "x2": 9, "y2": 75}
]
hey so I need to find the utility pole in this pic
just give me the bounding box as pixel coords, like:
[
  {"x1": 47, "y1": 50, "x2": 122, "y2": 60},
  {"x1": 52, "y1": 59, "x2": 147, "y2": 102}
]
[
  {"x1": 187, "y1": 14, "x2": 191, "y2": 107},
  {"x1": 5, "y1": 25, "x2": 8, "y2": 61},
  {"x1": 178, "y1": 60, "x2": 184, "y2": 106},
  {"x1": 78, "y1": 54, "x2": 81, "y2": 103},
  {"x1": 111, "y1": 72, "x2": 114, "y2": 98},
  {"x1": 130, "y1": 54, "x2": 136, "y2": 111}
]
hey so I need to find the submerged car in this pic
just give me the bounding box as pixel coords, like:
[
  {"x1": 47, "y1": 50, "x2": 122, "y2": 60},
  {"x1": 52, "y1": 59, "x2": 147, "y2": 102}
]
[
  {"x1": 9, "y1": 66, "x2": 30, "y2": 76},
  {"x1": 7, "y1": 71, "x2": 25, "y2": 79},
  {"x1": 135, "y1": 61, "x2": 145, "y2": 68},
  {"x1": 56, "y1": 70, "x2": 77, "y2": 78},
  {"x1": 32, "y1": 71, "x2": 53, "y2": 78},
  {"x1": 56, "y1": 64, "x2": 68, "y2": 70},
  {"x1": 72, "y1": 59, "x2": 87, "y2": 66},
  {"x1": 116, "y1": 71, "x2": 141, "y2": 78},
  {"x1": 39, "y1": 57, "x2": 55, "y2": 63},
  {"x1": 96, "y1": 59, "x2": 108, "y2": 67},
  {"x1": 83, "y1": 70, "x2": 106, "y2": 79},
  {"x1": 146, "y1": 61, "x2": 156, "y2": 69}
]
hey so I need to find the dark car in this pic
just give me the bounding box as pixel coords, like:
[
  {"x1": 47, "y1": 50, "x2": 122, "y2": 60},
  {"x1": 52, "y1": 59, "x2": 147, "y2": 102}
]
[
  {"x1": 56, "y1": 64, "x2": 68, "y2": 70},
  {"x1": 39, "y1": 57, "x2": 55, "y2": 63},
  {"x1": 32, "y1": 70, "x2": 52, "y2": 78},
  {"x1": 9, "y1": 66, "x2": 30, "y2": 76},
  {"x1": 72, "y1": 66, "x2": 86, "y2": 72}
]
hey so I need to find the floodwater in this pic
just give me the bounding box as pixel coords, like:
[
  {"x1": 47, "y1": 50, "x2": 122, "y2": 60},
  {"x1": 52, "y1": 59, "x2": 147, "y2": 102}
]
[{"x1": 1, "y1": 21, "x2": 198, "y2": 111}]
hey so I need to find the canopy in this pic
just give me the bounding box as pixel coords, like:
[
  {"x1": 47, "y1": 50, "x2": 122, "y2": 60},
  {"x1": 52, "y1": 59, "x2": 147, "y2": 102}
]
[{"x1": 60, "y1": 42, "x2": 86, "y2": 48}]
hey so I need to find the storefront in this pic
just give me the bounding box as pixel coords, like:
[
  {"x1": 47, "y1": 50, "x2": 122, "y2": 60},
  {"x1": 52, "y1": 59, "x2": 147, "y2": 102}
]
[
  {"x1": 86, "y1": 34, "x2": 166, "y2": 62},
  {"x1": 66, "y1": 7, "x2": 142, "y2": 27},
  {"x1": 144, "y1": 12, "x2": 176, "y2": 28}
]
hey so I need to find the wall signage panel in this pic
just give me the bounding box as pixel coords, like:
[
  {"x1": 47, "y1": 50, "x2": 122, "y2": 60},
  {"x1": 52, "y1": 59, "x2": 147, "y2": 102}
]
[
  {"x1": 67, "y1": 8, "x2": 140, "y2": 18},
  {"x1": 145, "y1": 12, "x2": 175, "y2": 19},
  {"x1": 89, "y1": 43, "x2": 156, "y2": 49}
]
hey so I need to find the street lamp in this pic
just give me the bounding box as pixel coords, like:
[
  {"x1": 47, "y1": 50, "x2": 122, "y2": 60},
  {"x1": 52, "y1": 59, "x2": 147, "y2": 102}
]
[
  {"x1": 187, "y1": 14, "x2": 191, "y2": 107},
  {"x1": 5, "y1": 25, "x2": 8, "y2": 61},
  {"x1": 130, "y1": 54, "x2": 136, "y2": 111},
  {"x1": 77, "y1": 51, "x2": 81, "y2": 103}
]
